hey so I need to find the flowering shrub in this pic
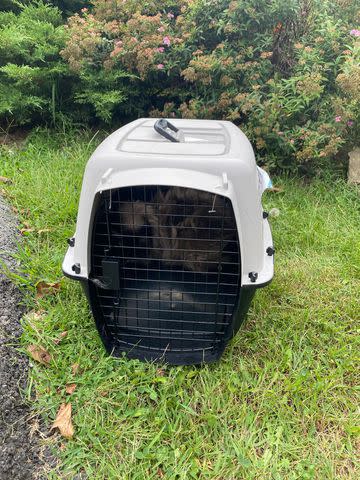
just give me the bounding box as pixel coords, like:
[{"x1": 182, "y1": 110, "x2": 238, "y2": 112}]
[
  {"x1": 58, "y1": 0, "x2": 360, "y2": 171},
  {"x1": 1, "y1": 0, "x2": 359, "y2": 173},
  {"x1": 60, "y1": 1, "x2": 185, "y2": 121}
]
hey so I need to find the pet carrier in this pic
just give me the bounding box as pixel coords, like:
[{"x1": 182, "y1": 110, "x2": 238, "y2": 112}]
[{"x1": 63, "y1": 118, "x2": 274, "y2": 365}]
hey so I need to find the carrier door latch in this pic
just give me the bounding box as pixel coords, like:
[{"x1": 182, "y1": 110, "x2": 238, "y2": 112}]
[{"x1": 99, "y1": 259, "x2": 121, "y2": 290}]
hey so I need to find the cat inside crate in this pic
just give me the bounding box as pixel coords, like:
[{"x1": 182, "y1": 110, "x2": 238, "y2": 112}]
[{"x1": 115, "y1": 186, "x2": 237, "y2": 273}]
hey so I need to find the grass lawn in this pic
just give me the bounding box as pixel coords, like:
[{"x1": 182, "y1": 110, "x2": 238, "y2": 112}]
[{"x1": 0, "y1": 130, "x2": 359, "y2": 480}]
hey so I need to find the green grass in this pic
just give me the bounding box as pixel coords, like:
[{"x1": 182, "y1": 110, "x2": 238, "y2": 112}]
[{"x1": 1, "y1": 130, "x2": 359, "y2": 480}]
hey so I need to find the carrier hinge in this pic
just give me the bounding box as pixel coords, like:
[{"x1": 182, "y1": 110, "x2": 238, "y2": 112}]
[
  {"x1": 67, "y1": 237, "x2": 75, "y2": 247},
  {"x1": 248, "y1": 271, "x2": 258, "y2": 283},
  {"x1": 72, "y1": 263, "x2": 81, "y2": 274}
]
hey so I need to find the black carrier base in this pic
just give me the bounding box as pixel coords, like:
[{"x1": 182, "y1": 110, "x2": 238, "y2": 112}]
[{"x1": 82, "y1": 280, "x2": 256, "y2": 365}]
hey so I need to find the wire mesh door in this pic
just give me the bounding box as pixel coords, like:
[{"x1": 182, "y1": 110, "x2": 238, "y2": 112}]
[{"x1": 90, "y1": 185, "x2": 241, "y2": 364}]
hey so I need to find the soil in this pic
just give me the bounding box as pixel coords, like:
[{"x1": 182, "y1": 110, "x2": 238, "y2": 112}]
[
  {"x1": 0, "y1": 196, "x2": 53, "y2": 480},
  {"x1": 0, "y1": 129, "x2": 29, "y2": 148}
]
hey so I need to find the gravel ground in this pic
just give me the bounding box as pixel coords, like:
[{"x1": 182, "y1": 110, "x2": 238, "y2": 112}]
[{"x1": 0, "y1": 196, "x2": 52, "y2": 480}]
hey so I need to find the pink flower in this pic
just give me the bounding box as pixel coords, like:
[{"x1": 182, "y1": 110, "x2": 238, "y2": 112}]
[
  {"x1": 167, "y1": 12, "x2": 175, "y2": 19},
  {"x1": 157, "y1": 46, "x2": 165, "y2": 53},
  {"x1": 335, "y1": 115, "x2": 342, "y2": 122},
  {"x1": 347, "y1": 120, "x2": 354, "y2": 126},
  {"x1": 163, "y1": 36, "x2": 171, "y2": 46},
  {"x1": 157, "y1": 63, "x2": 164, "y2": 70},
  {"x1": 158, "y1": 26, "x2": 165, "y2": 33},
  {"x1": 277, "y1": 131, "x2": 284, "y2": 136},
  {"x1": 350, "y1": 29, "x2": 360, "y2": 37},
  {"x1": 81, "y1": 8, "x2": 88, "y2": 13},
  {"x1": 290, "y1": 139, "x2": 294, "y2": 144}
]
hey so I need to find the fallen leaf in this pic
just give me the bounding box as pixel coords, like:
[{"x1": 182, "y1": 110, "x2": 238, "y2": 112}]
[
  {"x1": 156, "y1": 368, "x2": 165, "y2": 377},
  {"x1": 157, "y1": 468, "x2": 165, "y2": 478},
  {"x1": 22, "y1": 208, "x2": 30, "y2": 217},
  {"x1": 0, "y1": 188, "x2": 13, "y2": 199},
  {"x1": 71, "y1": 363, "x2": 80, "y2": 375},
  {"x1": 20, "y1": 228, "x2": 34, "y2": 235},
  {"x1": 36, "y1": 281, "x2": 61, "y2": 298},
  {"x1": 65, "y1": 383, "x2": 77, "y2": 395},
  {"x1": 51, "y1": 403, "x2": 74, "y2": 439},
  {"x1": 27, "y1": 345, "x2": 51, "y2": 365},
  {"x1": 37, "y1": 228, "x2": 52, "y2": 234},
  {"x1": 25, "y1": 310, "x2": 45, "y2": 322},
  {"x1": 23, "y1": 311, "x2": 46, "y2": 333},
  {"x1": 0, "y1": 176, "x2": 12, "y2": 184},
  {"x1": 268, "y1": 187, "x2": 283, "y2": 193},
  {"x1": 54, "y1": 331, "x2": 68, "y2": 344}
]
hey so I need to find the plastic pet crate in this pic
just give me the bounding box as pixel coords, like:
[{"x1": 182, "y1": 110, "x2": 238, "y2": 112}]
[{"x1": 63, "y1": 118, "x2": 274, "y2": 365}]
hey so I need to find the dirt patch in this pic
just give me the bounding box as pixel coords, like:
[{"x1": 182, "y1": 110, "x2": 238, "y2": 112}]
[
  {"x1": 0, "y1": 129, "x2": 29, "y2": 148},
  {"x1": 0, "y1": 196, "x2": 54, "y2": 480}
]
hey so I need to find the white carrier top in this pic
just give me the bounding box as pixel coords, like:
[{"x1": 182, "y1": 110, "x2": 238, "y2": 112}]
[{"x1": 62, "y1": 118, "x2": 274, "y2": 288}]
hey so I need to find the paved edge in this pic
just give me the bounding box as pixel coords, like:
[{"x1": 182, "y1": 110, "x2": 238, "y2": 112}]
[{"x1": 0, "y1": 195, "x2": 54, "y2": 480}]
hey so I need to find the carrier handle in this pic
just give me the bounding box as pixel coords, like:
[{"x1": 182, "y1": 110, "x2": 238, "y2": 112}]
[{"x1": 154, "y1": 118, "x2": 180, "y2": 143}]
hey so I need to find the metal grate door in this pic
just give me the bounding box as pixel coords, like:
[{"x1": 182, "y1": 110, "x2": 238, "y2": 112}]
[{"x1": 89, "y1": 186, "x2": 241, "y2": 364}]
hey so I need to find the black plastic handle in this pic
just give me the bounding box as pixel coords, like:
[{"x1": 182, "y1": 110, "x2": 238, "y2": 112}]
[{"x1": 154, "y1": 118, "x2": 180, "y2": 143}]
